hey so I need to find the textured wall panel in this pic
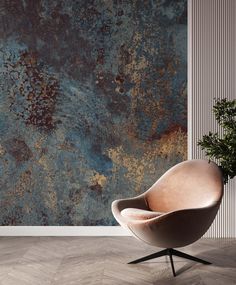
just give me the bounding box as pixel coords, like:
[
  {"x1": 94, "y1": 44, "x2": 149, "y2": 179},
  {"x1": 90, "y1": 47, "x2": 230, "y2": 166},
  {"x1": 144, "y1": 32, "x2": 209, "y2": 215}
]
[
  {"x1": 0, "y1": 1, "x2": 187, "y2": 226},
  {"x1": 188, "y1": 0, "x2": 236, "y2": 237}
]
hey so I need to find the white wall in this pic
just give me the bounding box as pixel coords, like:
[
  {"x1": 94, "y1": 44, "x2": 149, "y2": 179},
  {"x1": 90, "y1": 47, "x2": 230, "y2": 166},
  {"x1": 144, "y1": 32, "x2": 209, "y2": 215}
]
[
  {"x1": 188, "y1": 0, "x2": 236, "y2": 237},
  {"x1": 0, "y1": 226, "x2": 131, "y2": 236}
]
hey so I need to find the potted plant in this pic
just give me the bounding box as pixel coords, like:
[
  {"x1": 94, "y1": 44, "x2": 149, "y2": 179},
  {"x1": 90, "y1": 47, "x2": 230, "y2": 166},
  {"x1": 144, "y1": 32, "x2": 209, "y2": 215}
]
[{"x1": 197, "y1": 98, "x2": 236, "y2": 184}]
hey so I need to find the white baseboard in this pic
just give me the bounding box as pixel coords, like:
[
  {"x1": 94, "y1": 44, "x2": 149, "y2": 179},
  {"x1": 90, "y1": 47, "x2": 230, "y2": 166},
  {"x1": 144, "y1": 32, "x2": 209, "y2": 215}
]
[{"x1": 0, "y1": 226, "x2": 132, "y2": 236}]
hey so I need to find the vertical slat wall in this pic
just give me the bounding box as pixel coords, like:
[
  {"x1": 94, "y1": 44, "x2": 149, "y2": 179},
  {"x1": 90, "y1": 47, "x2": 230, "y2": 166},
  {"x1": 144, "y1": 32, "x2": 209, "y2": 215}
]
[{"x1": 188, "y1": 0, "x2": 236, "y2": 238}]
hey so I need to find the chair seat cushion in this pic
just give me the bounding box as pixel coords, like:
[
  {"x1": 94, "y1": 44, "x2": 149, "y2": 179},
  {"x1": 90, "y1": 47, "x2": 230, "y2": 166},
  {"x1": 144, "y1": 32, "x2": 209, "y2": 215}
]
[{"x1": 121, "y1": 208, "x2": 164, "y2": 221}]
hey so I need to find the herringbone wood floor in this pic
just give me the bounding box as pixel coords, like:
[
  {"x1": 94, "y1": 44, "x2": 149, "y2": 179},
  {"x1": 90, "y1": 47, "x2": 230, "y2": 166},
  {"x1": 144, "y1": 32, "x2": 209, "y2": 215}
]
[{"x1": 0, "y1": 237, "x2": 235, "y2": 285}]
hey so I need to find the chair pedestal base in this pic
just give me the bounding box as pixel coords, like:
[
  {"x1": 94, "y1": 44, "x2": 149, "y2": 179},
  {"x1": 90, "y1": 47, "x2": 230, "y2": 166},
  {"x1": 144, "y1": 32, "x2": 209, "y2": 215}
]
[{"x1": 128, "y1": 248, "x2": 211, "y2": 277}]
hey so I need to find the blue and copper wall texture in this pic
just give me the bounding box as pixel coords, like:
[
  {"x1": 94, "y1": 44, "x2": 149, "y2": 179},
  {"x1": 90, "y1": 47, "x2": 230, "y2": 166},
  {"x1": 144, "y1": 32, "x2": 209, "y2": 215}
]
[{"x1": 0, "y1": 0, "x2": 187, "y2": 225}]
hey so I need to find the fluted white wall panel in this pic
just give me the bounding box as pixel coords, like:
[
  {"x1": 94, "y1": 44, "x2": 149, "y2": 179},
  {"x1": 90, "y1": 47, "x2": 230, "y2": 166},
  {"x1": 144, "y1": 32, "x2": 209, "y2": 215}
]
[{"x1": 188, "y1": 0, "x2": 236, "y2": 237}]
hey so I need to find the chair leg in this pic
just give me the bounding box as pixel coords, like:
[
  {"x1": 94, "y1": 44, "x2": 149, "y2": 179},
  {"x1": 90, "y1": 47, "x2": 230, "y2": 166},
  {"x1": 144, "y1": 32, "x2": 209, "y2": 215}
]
[
  {"x1": 167, "y1": 249, "x2": 176, "y2": 277},
  {"x1": 172, "y1": 249, "x2": 211, "y2": 265},
  {"x1": 128, "y1": 249, "x2": 168, "y2": 264},
  {"x1": 128, "y1": 248, "x2": 211, "y2": 277}
]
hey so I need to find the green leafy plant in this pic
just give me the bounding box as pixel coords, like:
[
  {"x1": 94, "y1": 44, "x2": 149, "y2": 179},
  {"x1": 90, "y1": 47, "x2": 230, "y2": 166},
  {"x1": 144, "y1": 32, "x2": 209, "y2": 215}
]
[{"x1": 197, "y1": 98, "x2": 236, "y2": 184}]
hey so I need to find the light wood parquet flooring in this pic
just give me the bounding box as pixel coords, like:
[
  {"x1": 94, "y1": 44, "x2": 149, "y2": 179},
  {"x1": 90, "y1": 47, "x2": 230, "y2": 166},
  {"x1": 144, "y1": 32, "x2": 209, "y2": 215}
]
[{"x1": 0, "y1": 237, "x2": 235, "y2": 285}]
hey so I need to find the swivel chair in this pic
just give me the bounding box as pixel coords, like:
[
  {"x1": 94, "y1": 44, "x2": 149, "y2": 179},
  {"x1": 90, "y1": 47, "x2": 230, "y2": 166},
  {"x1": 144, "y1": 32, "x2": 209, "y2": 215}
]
[{"x1": 112, "y1": 160, "x2": 223, "y2": 276}]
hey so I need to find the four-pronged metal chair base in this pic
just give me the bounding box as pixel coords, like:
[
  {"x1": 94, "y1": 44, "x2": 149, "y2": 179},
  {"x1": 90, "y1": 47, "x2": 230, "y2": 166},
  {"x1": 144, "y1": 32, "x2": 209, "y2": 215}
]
[{"x1": 128, "y1": 248, "x2": 211, "y2": 277}]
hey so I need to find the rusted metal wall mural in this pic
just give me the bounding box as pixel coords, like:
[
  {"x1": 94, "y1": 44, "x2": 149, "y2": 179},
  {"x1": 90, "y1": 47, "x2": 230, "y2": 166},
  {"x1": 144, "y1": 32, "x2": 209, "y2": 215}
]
[{"x1": 0, "y1": 0, "x2": 187, "y2": 225}]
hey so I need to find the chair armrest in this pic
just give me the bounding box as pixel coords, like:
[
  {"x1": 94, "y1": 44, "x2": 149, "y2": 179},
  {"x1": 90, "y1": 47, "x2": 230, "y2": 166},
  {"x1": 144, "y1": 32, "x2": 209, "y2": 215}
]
[{"x1": 111, "y1": 195, "x2": 148, "y2": 229}]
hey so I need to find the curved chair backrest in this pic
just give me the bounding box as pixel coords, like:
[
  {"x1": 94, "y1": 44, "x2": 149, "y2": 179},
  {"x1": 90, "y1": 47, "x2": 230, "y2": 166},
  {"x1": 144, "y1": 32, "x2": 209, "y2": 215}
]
[{"x1": 145, "y1": 160, "x2": 223, "y2": 213}]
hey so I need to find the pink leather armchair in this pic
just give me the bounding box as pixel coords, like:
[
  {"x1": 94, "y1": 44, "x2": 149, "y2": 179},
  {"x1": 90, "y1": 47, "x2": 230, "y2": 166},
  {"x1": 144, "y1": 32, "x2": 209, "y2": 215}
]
[{"x1": 112, "y1": 159, "x2": 223, "y2": 276}]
